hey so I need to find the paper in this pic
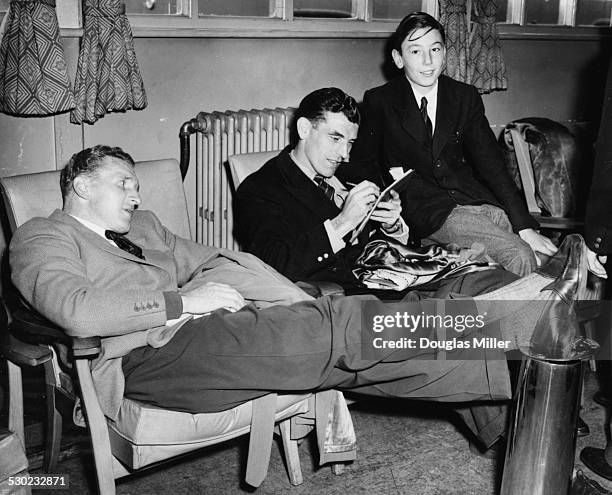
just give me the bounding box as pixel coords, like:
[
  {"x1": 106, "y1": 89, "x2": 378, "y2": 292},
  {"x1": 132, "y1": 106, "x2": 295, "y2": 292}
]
[{"x1": 349, "y1": 169, "x2": 414, "y2": 243}]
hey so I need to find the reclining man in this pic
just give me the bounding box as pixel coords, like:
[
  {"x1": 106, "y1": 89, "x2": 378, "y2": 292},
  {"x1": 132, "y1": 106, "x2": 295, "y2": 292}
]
[
  {"x1": 235, "y1": 87, "x2": 517, "y2": 298},
  {"x1": 9, "y1": 145, "x2": 588, "y2": 459}
]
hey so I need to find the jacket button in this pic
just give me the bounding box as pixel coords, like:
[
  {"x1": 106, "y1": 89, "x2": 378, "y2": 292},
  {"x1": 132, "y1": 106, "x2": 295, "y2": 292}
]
[
  {"x1": 596, "y1": 237, "x2": 602, "y2": 243},
  {"x1": 317, "y1": 256, "x2": 323, "y2": 262},
  {"x1": 435, "y1": 161, "x2": 441, "y2": 168},
  {"x1": 324, "y1": 253, "x2": 329, "y2": 259},
  {"x1": 595, "y1": 242, "x2": 601, "y2": 249}
]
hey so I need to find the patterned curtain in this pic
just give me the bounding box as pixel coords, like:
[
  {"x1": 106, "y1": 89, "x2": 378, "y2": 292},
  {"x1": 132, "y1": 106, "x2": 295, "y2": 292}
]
[
  {"x1": 439, "y1": 0, "x2": 470, "y2": 84},
  {"x1": 0, "y1": 0, "x2": 75, "y2": 116},
  {"x1": 70, "y1": 0, "x2": 146, "y2": 125},
  {"x1": 469, "y1": 0, "x2": 507, "y2": 93}
]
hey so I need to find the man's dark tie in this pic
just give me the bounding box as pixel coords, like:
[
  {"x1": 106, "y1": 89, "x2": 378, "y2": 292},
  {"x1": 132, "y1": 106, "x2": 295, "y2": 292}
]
[
  {"x1": 313, "y1": 175, "x2": 336, "y2": 203},
  {"x1": 105, "y1": 230, "x2": 145, "y2": 260},
  {"x1": 420, "y1": 96, "x2": 433, "y2": 138}
]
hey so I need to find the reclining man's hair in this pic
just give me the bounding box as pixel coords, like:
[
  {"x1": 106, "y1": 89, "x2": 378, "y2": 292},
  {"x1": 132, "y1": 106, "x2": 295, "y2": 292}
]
[
  {"x1": 295, "y1": 87, "x2": 360, "y2": 127},
  {"x1": 392, "y1": 12, "x2": 446, "y2": 53},
  {"x1": 60, "y1": 145, "x2": 135, "y2": 200}
]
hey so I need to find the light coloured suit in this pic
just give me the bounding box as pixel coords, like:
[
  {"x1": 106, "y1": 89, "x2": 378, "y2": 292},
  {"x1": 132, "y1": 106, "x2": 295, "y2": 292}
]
[{"x1": 10, "y1": 209, "x2": 310, "y2": 419}]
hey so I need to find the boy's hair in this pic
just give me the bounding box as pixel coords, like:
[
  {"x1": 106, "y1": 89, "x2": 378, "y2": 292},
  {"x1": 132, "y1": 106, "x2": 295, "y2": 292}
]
[
  {"x1": 392, "y1": 12, "x2": 445, "y2": 53},
  {"x1": 60, "y1": 145, "x2": 135, "y2": 199}
]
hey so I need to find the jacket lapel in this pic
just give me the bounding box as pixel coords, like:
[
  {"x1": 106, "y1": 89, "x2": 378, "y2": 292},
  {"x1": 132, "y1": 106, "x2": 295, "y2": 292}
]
[
  {"x1": 276, "y1": 151, "x2": 341, "y2": 219},
  {"x1": 50, "y1": 210, "x2": 163, "y2": 267},
  {"x1": 391, "y1": 77, "x2": 431, "y2": 147},
  {"x1": 432, "y1": 76, "x2": 458, "y2": 161}
]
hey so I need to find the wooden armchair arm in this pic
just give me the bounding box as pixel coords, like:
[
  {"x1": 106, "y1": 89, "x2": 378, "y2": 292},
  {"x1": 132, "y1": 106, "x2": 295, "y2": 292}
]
[{"x1": 10, "y1": 308, "x2": 101, "y2": 360}]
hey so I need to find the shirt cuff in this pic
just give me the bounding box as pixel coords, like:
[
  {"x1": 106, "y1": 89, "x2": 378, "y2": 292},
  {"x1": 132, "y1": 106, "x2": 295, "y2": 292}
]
[
  {"x1": 383, "y1": 218, "x2": 410, "y2": 245},
  {"x1": 163, "y1": 291, "x2": 183, "y2": 320},
  {"x1": 324, "y1": 219, "x2": 346, "y2": 253}
]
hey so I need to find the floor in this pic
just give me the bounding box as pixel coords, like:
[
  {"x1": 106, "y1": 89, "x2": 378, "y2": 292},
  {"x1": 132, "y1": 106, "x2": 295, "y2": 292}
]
[{"x1": 13, "y1": 368, "x2": 612, "y2": 495}]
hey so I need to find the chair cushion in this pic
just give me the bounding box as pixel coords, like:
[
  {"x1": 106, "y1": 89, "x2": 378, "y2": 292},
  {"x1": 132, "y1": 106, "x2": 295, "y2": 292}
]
[
  {"x1": 228, "y1": 151, "x2": 278, "y2": 189},
  {"x1": 0, "y1": 159, "x2": 190, "y2": 240},
  {"x1": 107, "y1": 394, "x2": 310, "y2": 469}
]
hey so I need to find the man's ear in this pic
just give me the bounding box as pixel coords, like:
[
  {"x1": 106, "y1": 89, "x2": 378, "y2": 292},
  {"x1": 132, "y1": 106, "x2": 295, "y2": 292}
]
[
  {"x1": 296, "y1": 117, "x2": 313, "y2": 140},
  {"x1": 72, "y1": 176, "x2": 90, "y2": 199},
  {"x1": 391, "y1": 49, "x2": 404, "y2": 70}
]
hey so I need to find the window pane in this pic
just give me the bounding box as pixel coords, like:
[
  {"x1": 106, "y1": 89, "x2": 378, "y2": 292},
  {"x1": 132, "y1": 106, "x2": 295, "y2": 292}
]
[
  {"x1": 496, "y1": 0, "x2": 509, "y2": 22},
  {"x1": 199, "y1": 0, "x2": 271, "y2": 17},
  {"x1": 0, "y1": 0, "x2": 7, "y2": 11},
  {"x1": 294, "y1": 0, "x2": 354, "y2": 18},
  {"x1": 524, "y1": 0, "x2": 560, "y2": 24},
  {"x1": 125, "y1": 0, "x2": 183, "y2": 15},
  {"x1": 576, "y1": 0, "x2": 611, "y2": 26},
  {"x1": 371, "y1": 0, "x2": 421, "y2": 20}
]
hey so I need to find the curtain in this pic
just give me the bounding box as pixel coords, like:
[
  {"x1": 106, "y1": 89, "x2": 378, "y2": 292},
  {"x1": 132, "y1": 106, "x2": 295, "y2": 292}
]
[
  {"x1": 70, "y1": 0, "x2": 146, "y2": 125},
  {"x1": 469, "y1": 0, "x2": 507, "y2": 93},
  {"x1": 0, "y1": 0, "x2": 75, "y2": 116},
  {"x1": 439, "y1": 0, "x2": 470, "y2": 84}
]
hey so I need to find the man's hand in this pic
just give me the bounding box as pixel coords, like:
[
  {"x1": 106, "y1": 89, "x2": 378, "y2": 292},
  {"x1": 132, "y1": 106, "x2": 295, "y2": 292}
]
[
  {"x1": 331, "y1": 181, "x2": 379, "y2": 238},
  {"x1": 518, "y1": 228, "x2": 558, "y2": 264},
  {"x1": 180, "y1": 282, "x2": 246, "y2": 314},
  {"x1": 370, "y1": 189, "x2": 402, "y2": 229},
  {"x1": 586, "y1": 248, "x2": 608, "y2": 278}
]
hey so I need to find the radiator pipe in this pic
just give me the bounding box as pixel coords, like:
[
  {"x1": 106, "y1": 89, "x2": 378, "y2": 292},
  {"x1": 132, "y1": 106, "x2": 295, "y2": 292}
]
[{"x1": 178, "y1": 113, "x2": 216, "y2": 180}]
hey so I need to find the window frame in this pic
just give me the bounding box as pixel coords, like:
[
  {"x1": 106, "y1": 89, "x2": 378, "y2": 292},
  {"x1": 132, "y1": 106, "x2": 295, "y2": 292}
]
[{"x1": 1, "y1": 0, "x2": 611, "y2": 38}]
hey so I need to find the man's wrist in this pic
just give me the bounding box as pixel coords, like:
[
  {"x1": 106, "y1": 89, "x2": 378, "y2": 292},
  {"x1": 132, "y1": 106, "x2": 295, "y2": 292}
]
[
  {"x1": 330, "y1": 214, "x2": 354, "y2": 238},
  {"x1": 382, "y1": 219, "x2": 401, "y2": 234}
]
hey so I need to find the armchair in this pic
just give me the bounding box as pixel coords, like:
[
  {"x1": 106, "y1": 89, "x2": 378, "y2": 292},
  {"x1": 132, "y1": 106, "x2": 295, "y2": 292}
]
[
  {"x1": 501, "y1": 119, "x2": 603, "y2": 372},
  {"x1": 0, "y1": 159, "x2": 327, "y2": 494},
  {"x1": 227, "y1": 152, "x2": 345, "y2": 298}
]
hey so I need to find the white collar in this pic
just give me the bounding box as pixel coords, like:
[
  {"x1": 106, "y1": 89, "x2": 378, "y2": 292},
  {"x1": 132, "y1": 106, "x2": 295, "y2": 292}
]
[
  {"x1": 408, "y1": 79, "x2": 438, "y2": 102},
  {"x1": 69, "y1": 214, "x2": 112, "y2": 242}
]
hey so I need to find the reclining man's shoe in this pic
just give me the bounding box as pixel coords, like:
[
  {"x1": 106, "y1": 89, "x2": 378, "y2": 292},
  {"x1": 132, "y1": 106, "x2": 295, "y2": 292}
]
[{"x1": 528, "y1": 234, "x2": 598, "y2": 360}]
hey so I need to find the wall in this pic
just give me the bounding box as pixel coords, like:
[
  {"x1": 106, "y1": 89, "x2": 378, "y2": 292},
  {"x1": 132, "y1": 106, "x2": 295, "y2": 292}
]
[{"x1": 0, "y1": 34, "x2": 610, "y2": 276}]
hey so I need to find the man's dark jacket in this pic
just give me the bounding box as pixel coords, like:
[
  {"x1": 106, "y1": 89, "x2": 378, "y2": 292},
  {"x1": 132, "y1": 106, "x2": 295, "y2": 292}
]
[
  {"x1": 234, "y1": 149, "x2": 369, "y2": 287},
  {"x1": 340, "y1": 75, "x2": 538, "y2": 240},
  {"x1": 586, "y1": 60, "x2": 612, "y2": 255}
]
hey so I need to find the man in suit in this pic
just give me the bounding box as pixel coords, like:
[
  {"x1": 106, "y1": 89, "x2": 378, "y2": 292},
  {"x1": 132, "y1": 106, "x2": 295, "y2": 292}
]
[
  {"x1": 9, "y1": 145, "x2": 588, "y2": 454},
  {"x1": 343, "y1": 12, "x2": 557, "y2": 277},
  {"x1": 235, "y1": 87, "x2": 516, "y2": 297}
]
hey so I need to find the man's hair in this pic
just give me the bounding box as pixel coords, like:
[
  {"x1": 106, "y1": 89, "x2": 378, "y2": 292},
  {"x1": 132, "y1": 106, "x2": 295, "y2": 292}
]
[
  {"x1": 392, "y1": 12, "x2": 445, "y2": 53},
  {"x1": 295, "y1": 87, "x2": 360, "y2": 127},
  {"x1": 60, "y1": 145, "x2": 135, "y2": 199}
]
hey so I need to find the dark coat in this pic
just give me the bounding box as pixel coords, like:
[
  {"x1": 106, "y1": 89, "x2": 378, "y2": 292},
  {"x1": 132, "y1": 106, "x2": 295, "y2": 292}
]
[
  {"x1": 340, "y1": 75, "x2": 538, "y2": 240},
  {"x1": 585, "y1": 60, "x2": 612, "y2": 254},
  {"x1": 234, "y1": 149, "x2": 370, "y2": 287}
]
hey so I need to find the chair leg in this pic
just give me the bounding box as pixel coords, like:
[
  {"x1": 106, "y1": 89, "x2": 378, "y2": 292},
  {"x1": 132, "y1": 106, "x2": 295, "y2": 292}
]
[
  {"x1": 331, "y1": 463, "x2": 345, "y2": 475},
  {"x1": 75, "y1": 359, "x2": 116, "y2": 495},
  {"x1": 44, "y1": 382, "x2": 62, "y2": 472},
  {"x1": 245, "y1": 394, "x2": 277, "y2": 488},
  {"x1": 8, "y1": 360, "x2": 25, "y2": 448},
  {"x1": 278, "y1": 418, "x2": 303, "y2": 486}
]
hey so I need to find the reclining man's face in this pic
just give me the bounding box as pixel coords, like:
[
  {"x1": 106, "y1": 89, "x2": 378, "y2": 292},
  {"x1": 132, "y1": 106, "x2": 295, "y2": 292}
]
[
  {"x1": 83, "y1": 157, "x2": 141, "y2": 233},
  {"x1": 300, "y1": 111, "x2": 358, "y2": 178}
]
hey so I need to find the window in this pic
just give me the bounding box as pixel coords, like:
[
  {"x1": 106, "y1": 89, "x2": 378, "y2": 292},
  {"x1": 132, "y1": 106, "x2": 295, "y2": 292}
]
[
  {"x1": 370, "y1": 0, "x2": 423, "y2": 20},
  {"x1": 127, "y1": 0, "x2": 188, "y2": 16},
  {"x1": 4, "y1": 0, "x2": 605, "y2": 35},
  {"x1": 575, "y1": 0, "x2": 612, "y2": 26},
  {"x1": 198, "y1": 0, "x2": 272, "y2": 17}
]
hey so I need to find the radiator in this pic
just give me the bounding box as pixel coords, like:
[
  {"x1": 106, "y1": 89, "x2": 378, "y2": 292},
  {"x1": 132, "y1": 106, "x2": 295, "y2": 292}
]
[{"x1": 194, "y1": 107, "x2": 295, "y2": 250}]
